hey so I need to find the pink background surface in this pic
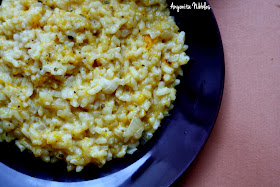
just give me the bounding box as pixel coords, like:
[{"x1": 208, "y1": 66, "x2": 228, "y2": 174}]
[{"x1": 180, "y1": 0, "x2": 280, "y2": 186}]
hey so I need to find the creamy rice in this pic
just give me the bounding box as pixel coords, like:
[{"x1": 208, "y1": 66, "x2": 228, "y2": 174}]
[{"x1": 0, "y1": 0, "x2": 189, "y2": 172}]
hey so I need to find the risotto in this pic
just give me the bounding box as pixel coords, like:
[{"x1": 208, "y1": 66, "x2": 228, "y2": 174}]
[{"x1": 0, "y1": 0, "x2": 189, "y2": 172}]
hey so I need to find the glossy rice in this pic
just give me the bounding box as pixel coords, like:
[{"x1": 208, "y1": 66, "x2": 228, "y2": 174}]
[{"x1": 0, "y1": 0, "x2": 189, "y2": 172}]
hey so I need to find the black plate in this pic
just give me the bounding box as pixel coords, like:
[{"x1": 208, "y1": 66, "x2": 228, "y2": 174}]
[{"x1": 0, "y1": 0, "x2": 224, "y2": 186}]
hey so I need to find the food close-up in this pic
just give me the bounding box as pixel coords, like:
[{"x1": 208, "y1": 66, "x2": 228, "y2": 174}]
[{"x1": 0, "y1": 0, "x2": 189, "y2": 172}]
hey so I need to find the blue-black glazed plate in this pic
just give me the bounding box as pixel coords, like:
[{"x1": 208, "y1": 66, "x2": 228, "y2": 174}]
[{"x1": 0, "y1": 0, "x2": 224, "y2": 186}]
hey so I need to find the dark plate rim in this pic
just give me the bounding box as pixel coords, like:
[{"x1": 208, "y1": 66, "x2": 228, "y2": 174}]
[{"x1": 172, "y1": 0, "x2": 225, "y2": 184}]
